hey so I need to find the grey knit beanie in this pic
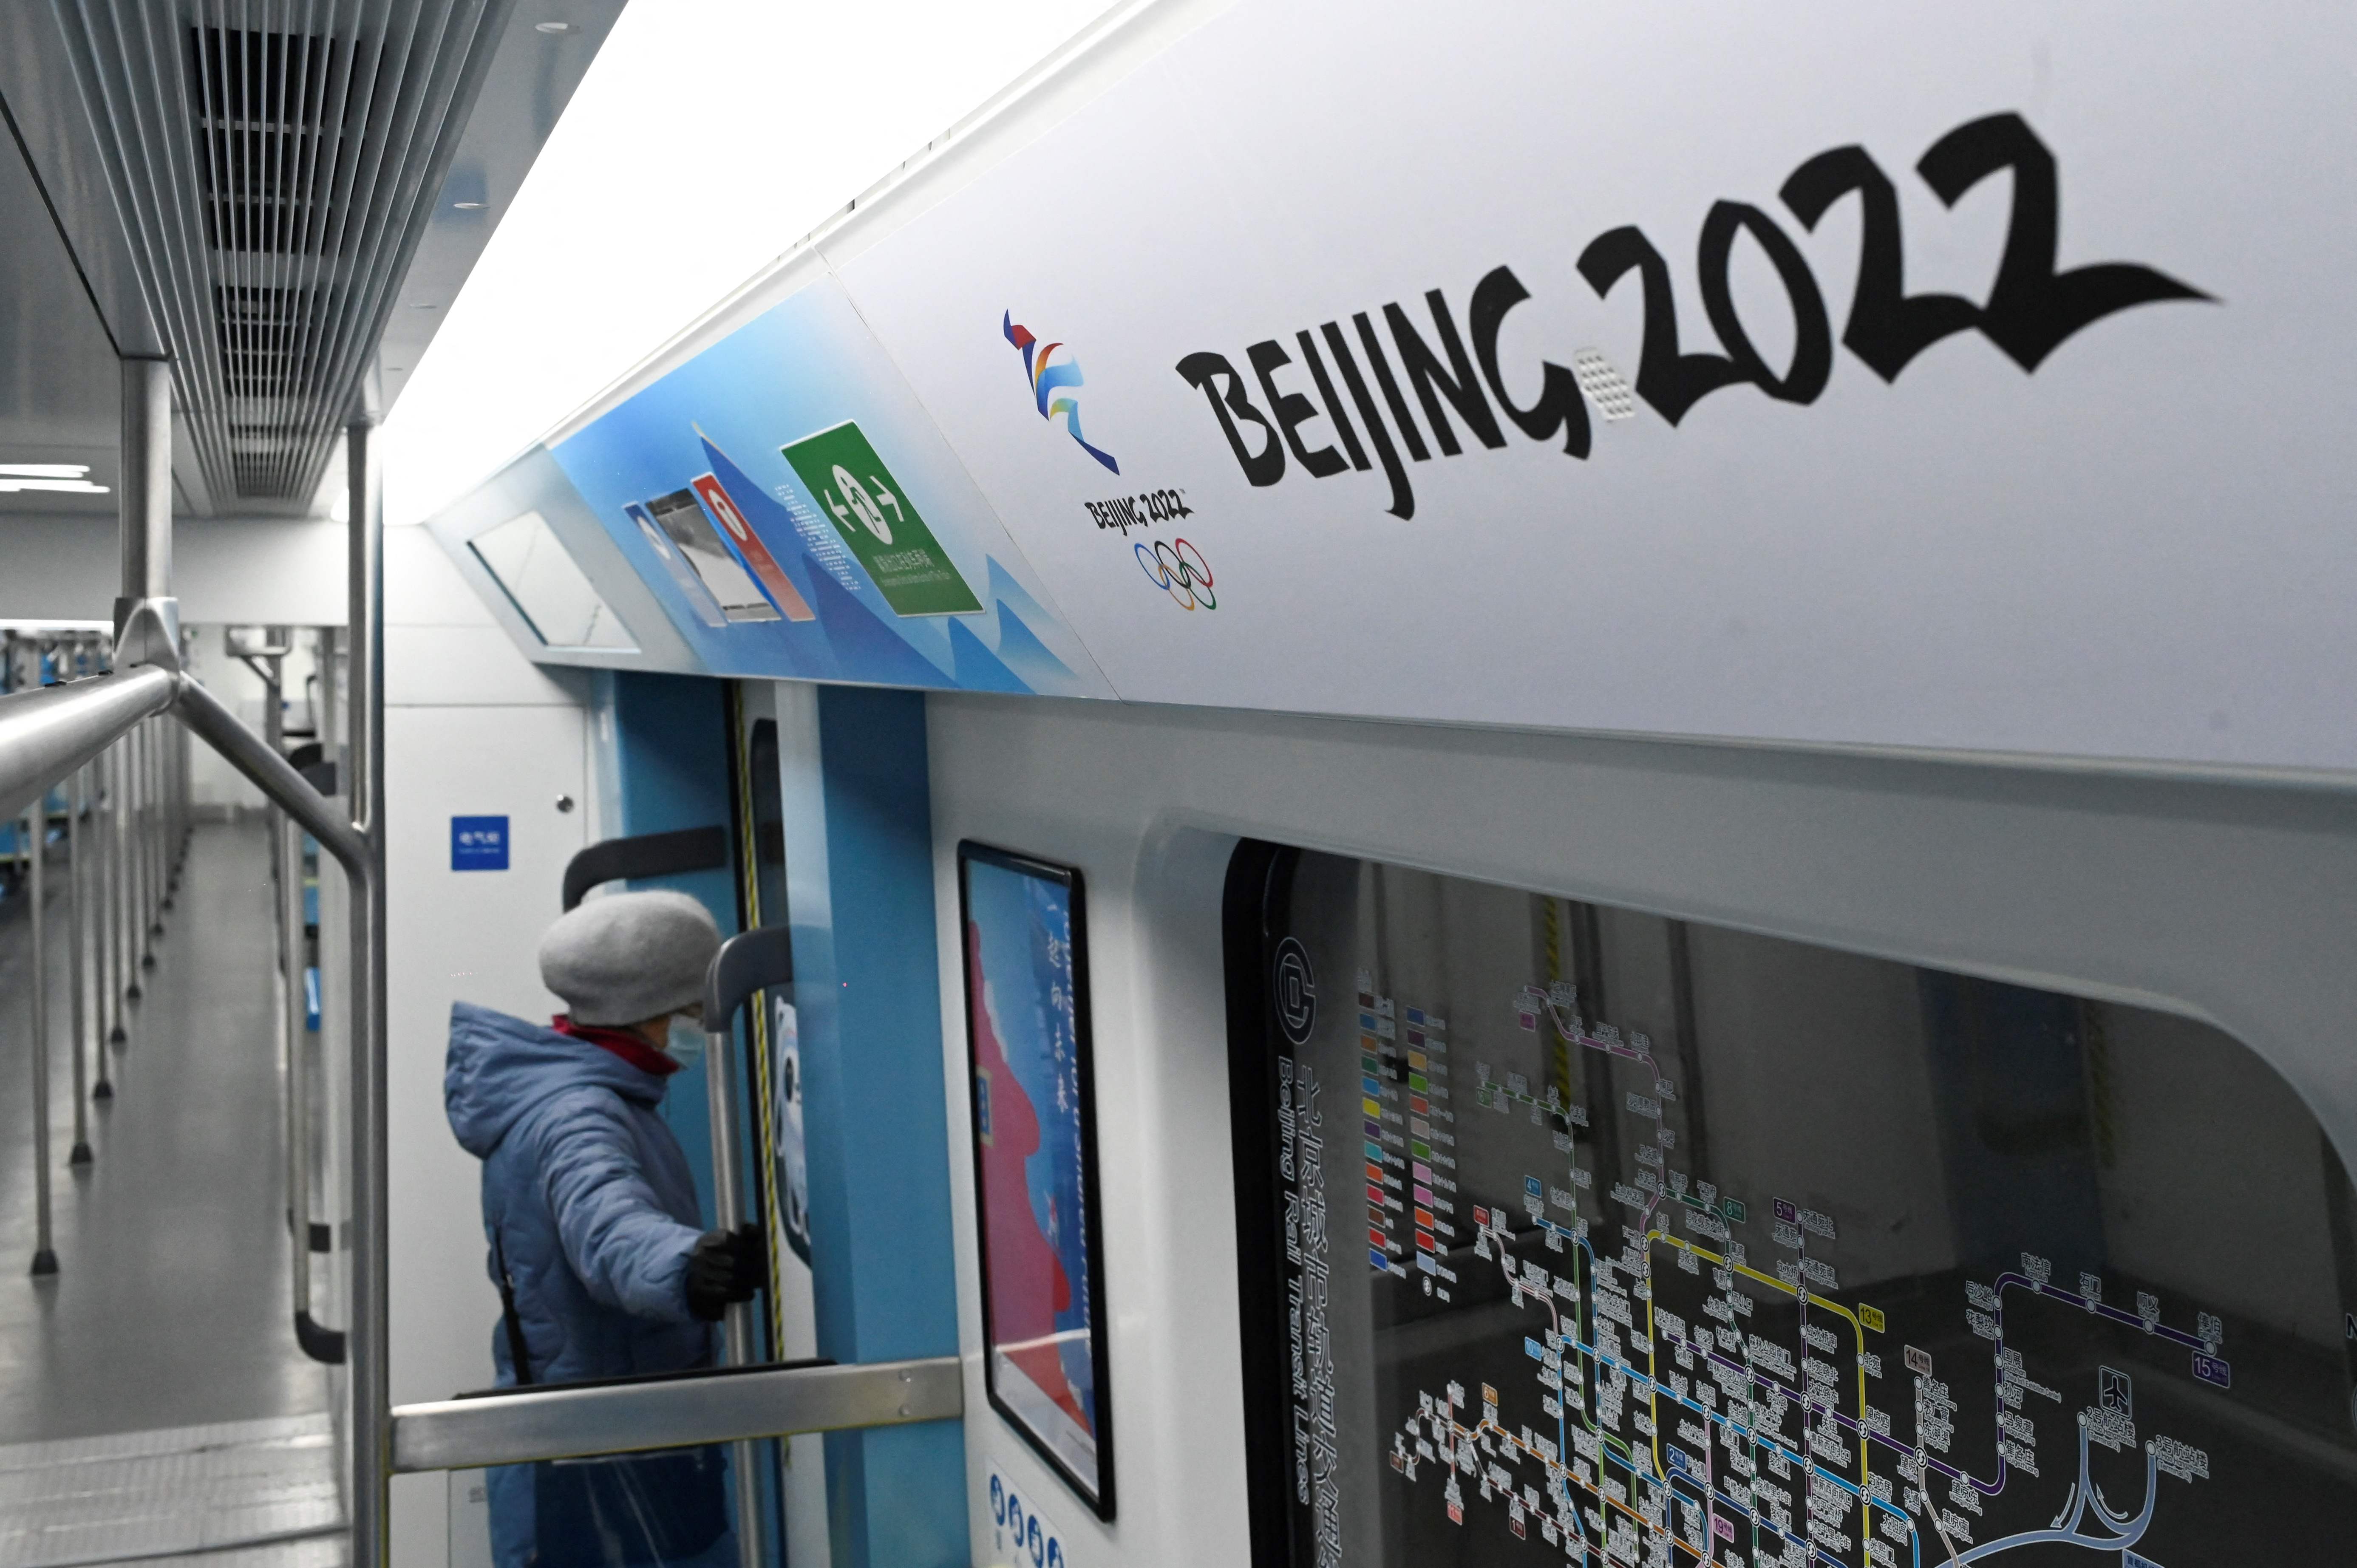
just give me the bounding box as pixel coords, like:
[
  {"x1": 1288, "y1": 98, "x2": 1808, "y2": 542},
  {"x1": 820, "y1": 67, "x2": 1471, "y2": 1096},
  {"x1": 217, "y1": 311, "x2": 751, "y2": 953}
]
[{"x1": 538, "y1": 890, "x2": 720, "y2": 1026}]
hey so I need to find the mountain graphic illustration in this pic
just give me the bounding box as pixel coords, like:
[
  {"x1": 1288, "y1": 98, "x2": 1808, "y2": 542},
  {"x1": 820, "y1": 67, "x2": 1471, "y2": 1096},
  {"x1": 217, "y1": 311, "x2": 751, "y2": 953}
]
[
  {"x1": 989, "y1": 600, "x2": 1072, "y2": 691},
  {"x1": 803, "y1": 564, "x2": 957, "y2": 687},
  {"x1": 949, "y1": 619, "x2": 1032, "y2": 694}
]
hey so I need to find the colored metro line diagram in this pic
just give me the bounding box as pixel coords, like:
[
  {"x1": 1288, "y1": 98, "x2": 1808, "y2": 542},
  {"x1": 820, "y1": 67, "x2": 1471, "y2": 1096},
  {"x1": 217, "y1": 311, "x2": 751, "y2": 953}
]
[{"x1": 1358, "y1": 979, "x2": 2221, "y2": 1568}]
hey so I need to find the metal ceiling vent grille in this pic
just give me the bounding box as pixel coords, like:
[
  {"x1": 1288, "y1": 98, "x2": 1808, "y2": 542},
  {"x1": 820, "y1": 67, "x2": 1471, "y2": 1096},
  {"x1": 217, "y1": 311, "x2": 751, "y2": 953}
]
[{"x1": 53, "y1": 1, "x2": 511, "y2": 504}]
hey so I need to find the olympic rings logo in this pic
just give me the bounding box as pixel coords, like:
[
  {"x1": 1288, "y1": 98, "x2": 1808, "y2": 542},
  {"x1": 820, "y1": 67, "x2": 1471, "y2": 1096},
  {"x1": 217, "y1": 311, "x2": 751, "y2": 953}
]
[{"x1": 1135, "y1": 537, "x2": 1215, "y2": 610}]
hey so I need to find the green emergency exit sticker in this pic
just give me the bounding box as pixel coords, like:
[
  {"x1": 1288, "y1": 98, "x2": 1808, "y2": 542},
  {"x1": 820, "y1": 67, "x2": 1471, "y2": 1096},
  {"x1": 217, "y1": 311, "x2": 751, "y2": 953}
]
[{"x1": 780, "y1": 421, "x2": 981, "y2": 617}]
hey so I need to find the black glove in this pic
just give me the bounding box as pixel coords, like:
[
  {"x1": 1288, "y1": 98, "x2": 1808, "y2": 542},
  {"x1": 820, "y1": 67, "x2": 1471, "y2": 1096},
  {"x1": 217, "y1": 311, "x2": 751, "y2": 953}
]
[{"x1": 683, "y1": 1223, "x2": 767, "y2": 1322}]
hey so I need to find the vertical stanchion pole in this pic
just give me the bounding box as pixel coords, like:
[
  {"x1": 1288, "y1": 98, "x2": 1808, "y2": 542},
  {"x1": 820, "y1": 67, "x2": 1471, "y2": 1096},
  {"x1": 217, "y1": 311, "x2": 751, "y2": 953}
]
[
  {"x1": 67, "y1": 764, "x2": 90, "y2": 1164},
  {"x1": 175, "y1": 711, "x2": 189, "y2": 883},
  {"x1": 162, "y1": 716, "x2": 176, "y2": 909},
  {"x1": 148, "y1": 716, "x2": 160, "y2": 920},
  {"x1": 703, "y1": 1021, "x2": 766, "y2": 1568},
  {"x1": 27, "y1": 807, "x2": 56, "y2": 1276},
  {"x1": 135, "y1": 722, "x2": 147, "y2": 943},
  {"x1": 122, "y1": 729, "x2": 135, "y2": 954},
  {"x1": 160, "y1": 719, "x2": 172, "y2": 909},
  {"x1": 172, "y1": 702, "x2": 186, "y2": 892},
  {"x1": 113, "y1": 350, "x2": 174, "y2": 1030},
  {"x1": 253, "y1": 648, "x2": 295, "y2": 1278},
  {"x1": 283, "y1": 807, "x2": 312, "y2": 1330},
  {"x1": 131, "y1": 723, "x2": 145, "y2": 955},
  {"x1": 89, "y1": 747, "x2": 111, "y2": 1088},
  {"x1": 348, "y1": 420, "x2": 390, "y2": 1568},
  {"x1": 122, "y1": 729, "x2": 141, "y2": 996},
  {"x1": 125, "y1": 728, "x2": 136, "y2": 974},
  {"x1": 126, "y1": 727, "x2": 138, "y2": 984},
  {"x1": 311, "y1": 624, "x2": 339, "y2": 1349},
  {"x1": 162, "y1": 720, "x2": 176, "y2": 905},
  {"x1": 142, "y1": 721, "x2": 158, "y2": 960},
  {"x1": 112, "y1": 740, "x2": 127, "y2": 1029},
  {"x1": 99, "y1": 743, "x2": 121, "y2": 1064},
  {"x1": 145, "y1": 718, "x2": 161, "y2": 945}
]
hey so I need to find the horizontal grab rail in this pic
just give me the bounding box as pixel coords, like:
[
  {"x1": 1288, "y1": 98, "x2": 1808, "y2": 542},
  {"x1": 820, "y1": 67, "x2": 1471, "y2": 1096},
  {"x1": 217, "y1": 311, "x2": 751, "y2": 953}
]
[
  {"x1": 388, "y1": 1355, "x2": 963, "y2": 1473},
  {"x1": 0, "y1": 667, "x2": 178, "y2": 823},
  {"x1": 0, "y1": 668, "x2": 364, "y2": 883}
]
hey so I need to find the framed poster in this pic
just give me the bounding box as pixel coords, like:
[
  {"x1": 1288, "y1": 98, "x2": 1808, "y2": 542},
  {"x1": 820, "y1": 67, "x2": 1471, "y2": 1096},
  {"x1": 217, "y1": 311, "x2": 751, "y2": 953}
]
[{"x1": 958, "y1": 842, "x2": 1115, "y2": 1518}]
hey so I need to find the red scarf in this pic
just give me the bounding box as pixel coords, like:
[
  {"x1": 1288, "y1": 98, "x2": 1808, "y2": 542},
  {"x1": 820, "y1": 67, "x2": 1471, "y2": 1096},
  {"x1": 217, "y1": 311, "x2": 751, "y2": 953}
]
[{"x1": 552, "y1": 1014, "x2": 681, "y2": 1077}]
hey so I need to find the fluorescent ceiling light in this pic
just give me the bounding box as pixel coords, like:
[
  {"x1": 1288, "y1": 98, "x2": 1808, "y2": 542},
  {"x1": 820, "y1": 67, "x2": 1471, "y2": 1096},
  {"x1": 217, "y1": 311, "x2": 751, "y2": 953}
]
[
  {"x1": 0, "y1": 463, "x2": 91, "y2": 478},
  {"x1": 0, "y1": 478, "x2": 109, "y2": 494},
  {"x1": 386, "y1": 0, "x2": 1117, "y2": 526}
]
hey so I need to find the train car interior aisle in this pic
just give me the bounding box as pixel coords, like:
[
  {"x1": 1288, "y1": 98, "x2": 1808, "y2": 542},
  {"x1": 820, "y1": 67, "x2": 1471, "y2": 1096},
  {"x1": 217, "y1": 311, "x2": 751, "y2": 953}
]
[
  {"x1": 3, "y1": 5, "x2": 2357, "y2": 1568},
  {"x1": 0, "y1": 807, "x2": 343, "y2": 1568}
]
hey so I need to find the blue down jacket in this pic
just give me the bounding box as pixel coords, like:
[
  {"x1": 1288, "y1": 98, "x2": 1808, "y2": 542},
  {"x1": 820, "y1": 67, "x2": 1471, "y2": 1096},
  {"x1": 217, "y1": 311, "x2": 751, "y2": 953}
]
[
  {"x1": 444, "y1": 1001, "x2": 711, "y2": 1387},
  {"x1": 448, "y1": 1004, "x2": 728, "y2": 1568}
]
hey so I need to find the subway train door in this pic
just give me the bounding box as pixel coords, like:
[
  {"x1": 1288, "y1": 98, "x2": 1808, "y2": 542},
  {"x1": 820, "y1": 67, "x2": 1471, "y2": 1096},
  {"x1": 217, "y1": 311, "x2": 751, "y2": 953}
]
[{"x1": 730, "y1": 680, "x2": 829, "y2": 1568}]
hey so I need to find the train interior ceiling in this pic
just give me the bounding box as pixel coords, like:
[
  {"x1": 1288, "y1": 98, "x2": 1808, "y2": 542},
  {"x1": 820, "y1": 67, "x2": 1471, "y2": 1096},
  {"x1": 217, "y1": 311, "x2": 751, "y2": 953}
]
[{"x1": 0, "y1": 4, "x2": 2352, "y2": 1568}]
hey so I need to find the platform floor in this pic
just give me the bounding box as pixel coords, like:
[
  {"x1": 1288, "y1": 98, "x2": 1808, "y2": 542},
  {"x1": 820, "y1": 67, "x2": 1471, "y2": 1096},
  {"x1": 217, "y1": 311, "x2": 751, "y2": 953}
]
[
  {"x1": 0, "y1": 820, "x2": 342, "y2": 1567},
  {"x1": 0, "y1": 1412, "x2": 341, "y2": 1568}
]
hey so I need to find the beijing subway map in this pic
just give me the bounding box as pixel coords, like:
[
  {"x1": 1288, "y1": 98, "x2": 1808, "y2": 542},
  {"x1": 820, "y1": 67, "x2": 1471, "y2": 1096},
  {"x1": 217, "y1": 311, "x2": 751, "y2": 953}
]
[{"x1": 1256, "y1": 858, "x2": 2357, "y2": 1568}]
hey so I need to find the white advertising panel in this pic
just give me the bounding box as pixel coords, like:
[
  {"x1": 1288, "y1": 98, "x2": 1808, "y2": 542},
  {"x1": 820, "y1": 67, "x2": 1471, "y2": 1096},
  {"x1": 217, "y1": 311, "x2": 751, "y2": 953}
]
[
  {"x1": 440, "y1": 0, "x2": 2357, "y2": 773},
  {"x1": 834, "y1": 0, "x2": 2352, "y2": 771}
]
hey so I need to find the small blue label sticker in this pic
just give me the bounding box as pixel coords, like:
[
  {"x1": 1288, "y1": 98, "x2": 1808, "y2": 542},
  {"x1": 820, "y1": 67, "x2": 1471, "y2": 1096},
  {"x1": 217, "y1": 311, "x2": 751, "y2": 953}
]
[
  {"x1": 985, "y1": 1460, "x2": 1074, "y2": 1568},
  {"x1": 2191, "y1": 1352, "x2": 2231, "y2": 1390},
  {"x1": 451, "y1": 815, "x2": 509, "y2": 871}
]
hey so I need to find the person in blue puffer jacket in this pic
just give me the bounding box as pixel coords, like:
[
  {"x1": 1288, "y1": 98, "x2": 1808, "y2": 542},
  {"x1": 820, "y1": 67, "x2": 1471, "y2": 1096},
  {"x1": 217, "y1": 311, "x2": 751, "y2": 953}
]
[{"x1": 446, "y1": 890, "x2": 764, "y2": 1568}]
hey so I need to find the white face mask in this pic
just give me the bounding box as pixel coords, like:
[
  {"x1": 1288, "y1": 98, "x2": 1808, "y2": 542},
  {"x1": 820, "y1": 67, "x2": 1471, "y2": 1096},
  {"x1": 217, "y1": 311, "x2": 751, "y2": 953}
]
[{"x1": 665, "y1": 1014, "x2": 707, "y2": 1068}]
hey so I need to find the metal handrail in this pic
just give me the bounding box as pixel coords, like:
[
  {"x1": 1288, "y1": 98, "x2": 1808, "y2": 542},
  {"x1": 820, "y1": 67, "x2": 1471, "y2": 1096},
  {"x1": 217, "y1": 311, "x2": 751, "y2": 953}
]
[
  {"x1": 561, "y1": 825, "x2": 730, "y2": 911},
  {"x1": 347, "y1": 419, "x2": 392, "y2": 1568},
  {"x1": 387, "y1": 1355, "x2": 963, "y2": 1474},
  {"x1": 283, "y1": 798, "x2": 343, "y2": 1364},
  {"x1": 24, "y1": 794, "x2": 54, "y2": 1276},
  {"x1": 0, "y1": 668, "x2": 178, "y2": 825},
  {"x1": 0, "y1": 671, "x2": 371, "y2": 1033},
  {"x1": 698, "y1": 924, "x2": 796, "y2": 1568},
  {"x1": 173, "y1": 678, "x2": 367, "y2": 872}
]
